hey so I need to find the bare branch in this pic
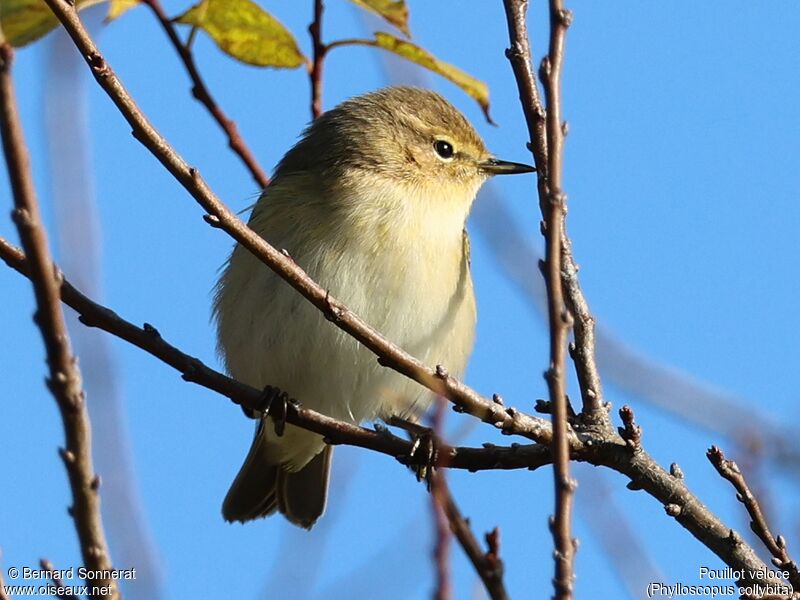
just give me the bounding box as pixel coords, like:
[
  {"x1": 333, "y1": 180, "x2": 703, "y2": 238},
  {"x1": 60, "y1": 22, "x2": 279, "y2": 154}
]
[
  {"x1": 41, "y1": 0, "x2": 552, "y2": 444},
  {"x1": 502, "y1": 0, "x2": 577, "y2": 595},
  {"x1": 141, "y1": 0, "x2": 270, "y2": 189},
  {"x1": 430, "y1": 399, "x2": 452, "y2": 600},
  {"x1": 308, "y1": 0, "x2": 326, "y2": 119},
  {"x1": 441, "y1": 492, "x2": 509, "y2": 600},
  {"x1": 707, "y1": 446, "x2": 800, "y2": 590},
  {"x1": 0, "y1": 236, "x2": 545, "y2": 474},
  {"x1": 430, "y1": 475, "x2": 452, "y2": 600},
  {"x1": 39, "y1": 559, "x2": 79, "y2": 600},
  {"x1": 501, "y1": 0, "x2": 604, "y2": 421},
  {"x1": 594, "y1": 427, "x2": 776, "y2": 589},
  {"x1": 0, "y1": 43, "x2": 117, "y2": 599},
  {"x1": 541, "y1": 2, "x2": 577, "y2": 596},
  {"x1": 501, "y1": 1, "x2": 547, "y2": 167},
  {"x1": 394, "y1": 407, "x2": 509, "y2": 600}
]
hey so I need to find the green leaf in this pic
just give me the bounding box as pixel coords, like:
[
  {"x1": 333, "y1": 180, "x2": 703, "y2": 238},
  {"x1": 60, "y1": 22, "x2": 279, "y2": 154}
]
[
  {"x1": 174, "y1": 0, "x2": 305, "y2": 68},
  {"x1": 349, "y1": 0, "x2": 409, "y2": 37},
  {"x1": 372, "y1": 32, "x2": 491, "y2": 122},
  {"x1": 0, "y1": 0, "x2": 104, "y2": 47},
  {"x1": 106, "y1": 0, "x2": 140, "y2": 23}
]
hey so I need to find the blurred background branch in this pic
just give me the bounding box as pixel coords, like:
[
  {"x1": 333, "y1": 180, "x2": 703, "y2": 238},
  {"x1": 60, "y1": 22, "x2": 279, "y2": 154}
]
[{"x1": 44, "y1": 17, "x2": 164, "y2": 599}]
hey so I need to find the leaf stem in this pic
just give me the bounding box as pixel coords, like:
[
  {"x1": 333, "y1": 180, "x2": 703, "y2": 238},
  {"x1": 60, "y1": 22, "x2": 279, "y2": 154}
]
[{"x1": 141, "y1": 0, "x2": 270, "y2": 189}]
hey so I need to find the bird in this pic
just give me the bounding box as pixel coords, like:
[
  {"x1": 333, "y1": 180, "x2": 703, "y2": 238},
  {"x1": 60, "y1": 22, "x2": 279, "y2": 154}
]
[{"x1": 214, "y1": 86, "x2": 534, "y2": 529}]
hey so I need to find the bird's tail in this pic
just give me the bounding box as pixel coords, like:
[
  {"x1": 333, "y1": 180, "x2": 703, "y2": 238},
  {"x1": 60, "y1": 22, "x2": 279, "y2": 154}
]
[{"x1": 222, "y1": 422, "x2": 332, "y2": 529}]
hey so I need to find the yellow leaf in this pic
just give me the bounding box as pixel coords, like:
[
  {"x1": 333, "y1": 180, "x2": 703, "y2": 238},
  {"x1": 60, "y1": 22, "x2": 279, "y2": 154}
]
[
  {"x1": 174, "y1": 0, "x2": 305, "y2": 68},
  {"x1": 372, "y1": 32, "x2": 491, "y2": 122},
  {"x1": 349, "y1": 0, "x2": 409, "y2": 37},
  {"x1": 106, "y1": 0, "x2": 140, "y2": 23},
  {"x1": 0, "y1": 0, "x2": 104, "y2": 47}
]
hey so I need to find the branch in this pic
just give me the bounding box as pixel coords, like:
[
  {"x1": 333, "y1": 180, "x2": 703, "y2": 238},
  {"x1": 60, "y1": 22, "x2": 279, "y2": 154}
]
[
  {"x1": 503, "y1": 0, "x2": 577, "y2": 594},
  {"x1": 540, "y1": 1, "x2": 576, "y2": 596},
  {"x1": 430, "y1": 474, "x2": 452, "y2": 600},
  {"x1": 0, "y1": 44, "x2": 117, "y2": 599},
  {"x1": 41, "y1": 0, "x2": 552, "y2": 445},
  {"x1": 39, "y1": 559, "x2": 79, "y2": 600},
  {"x1": 308, "y1": 0, "x2": 325, "y2": 119},
  {"x1": 440, "y1": 488, "x2": 509, "y2": 600},
  {"x1": 393, "y1": 412, "x2": 509, "y2": 600},
  {"x1": 595, "y1": 409, "x2": 781, "y2": 590},
  {"x1": 430, "y1": 400, "x2": 452, "y2": 600},
  {"x1": 707, "y1": 446, "x2": 800, "y2": 590},
  {"x1": 0, "y1": 236, "x2": 548, "y2": 474},
  {"x1": 501, "y1": 0, "x2": 604, "y2": 420},
  {"x1": 140, "y1": 0, "x2": 270, "y2": 189}
]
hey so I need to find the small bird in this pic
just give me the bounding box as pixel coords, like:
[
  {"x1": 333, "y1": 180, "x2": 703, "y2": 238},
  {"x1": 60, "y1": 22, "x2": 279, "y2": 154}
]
[{"x1": 214, "y1": 86, "x2": 534, "y2": 528}]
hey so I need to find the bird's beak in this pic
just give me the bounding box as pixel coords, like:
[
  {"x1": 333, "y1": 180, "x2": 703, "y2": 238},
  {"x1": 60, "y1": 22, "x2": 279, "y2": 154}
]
[{"x1": 479, "y1": 157, "x2": 536, "y2": 175}]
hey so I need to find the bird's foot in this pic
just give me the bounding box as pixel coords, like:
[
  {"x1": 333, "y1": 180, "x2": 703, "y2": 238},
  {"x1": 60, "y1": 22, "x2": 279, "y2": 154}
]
[
  {"x1": 244, "y1": 385, "x2": 291, "y2": 437},
  {"x1": 389, "y1": 416, "x2": 440, "y2": 488}
]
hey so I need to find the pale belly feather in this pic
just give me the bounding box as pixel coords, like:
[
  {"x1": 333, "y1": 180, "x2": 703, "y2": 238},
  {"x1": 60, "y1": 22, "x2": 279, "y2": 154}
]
[{"x1": 215, "y1": 186, "x2": 477, "y2": 469}]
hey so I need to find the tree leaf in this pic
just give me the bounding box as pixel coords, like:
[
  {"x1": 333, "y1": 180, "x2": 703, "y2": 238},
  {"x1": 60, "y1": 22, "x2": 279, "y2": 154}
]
[
  {"x1": 174, "y1": 0, "x2": 306, "y2": 68},
  {"x1": 106, "y1": 0, "x2": 141, "y2": 23},
  {"x1": 372, "y1": 32, "x2": 491, "y2": 122},
  {"x1": 349, "y1": 0, "x2": 409, "y2": 37},
  {"x1": 0, "y1": 0, "x2": 104, "y2": 47}
]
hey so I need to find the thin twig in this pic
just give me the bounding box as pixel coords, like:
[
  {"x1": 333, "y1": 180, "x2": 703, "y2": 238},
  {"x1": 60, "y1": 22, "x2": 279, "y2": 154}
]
[
  {"x1": 707, "y1": 446, "x2": 800, "y2": 590},
  {"x1": 141, "y1": 0, "x2": 270, "y2": 189},
  {"x1": 502, "y1": 0, "x2": 577, "y2": 595},
  {"x1": 393, "y1": 410, "x2": 509, "y2": 599},
  {"x1": 541, "y1": 1, "x2": 576, "y2": 593},
  {"x1": 308, "y1": 0, "x2": 326, "y2": 119},
  {"x1": 0, "y1": 44, "x2": 117, "y2": 599},
  {"x1": 324, "y1": 37, "x2": 376, "y2": 52},
  {"x1": 501, "y1": 0, "x2": 604, "y2": 421},
  {"x1": 39, "y1": 559, "x2": 79, "y2": 600},
  {"x1": 430, "y1": 399, "x2": 452, "y2": 600},
  {"x1": 560, "y1": 231, "x2": 605, "y2": 420},
  {"x1": 441, "y1": 492, "x2": 509, "y2": 600},
  {"x1": 41, "y1": 0, "x2": 553, "y2": 445},
  {"x1": 430, "y1": 480, "x2": 452, "y2": 600}
]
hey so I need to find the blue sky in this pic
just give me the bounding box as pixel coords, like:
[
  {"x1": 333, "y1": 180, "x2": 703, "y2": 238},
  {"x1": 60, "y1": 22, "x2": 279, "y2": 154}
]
[{"x1": 1, "y1": 1, "x2": 799, "y2": 599}]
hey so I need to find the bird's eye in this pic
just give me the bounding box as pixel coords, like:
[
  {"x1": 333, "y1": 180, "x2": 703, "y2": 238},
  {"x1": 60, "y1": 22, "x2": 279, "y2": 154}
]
[{"x1": 434, "y1": 140, "x2": 454, "y2": 160}]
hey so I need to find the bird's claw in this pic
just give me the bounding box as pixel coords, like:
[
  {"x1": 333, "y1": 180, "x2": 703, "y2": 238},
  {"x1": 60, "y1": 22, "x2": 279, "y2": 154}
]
[
  {"x1": 247, "y1": 385, "x2": 291, "y2": 437},
  {"x1": 387, "y1": 415, "x2": 440, "y2": 485},
  {"x1": 409, "y1": 426, "x2": 439, "y2": 489}
]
